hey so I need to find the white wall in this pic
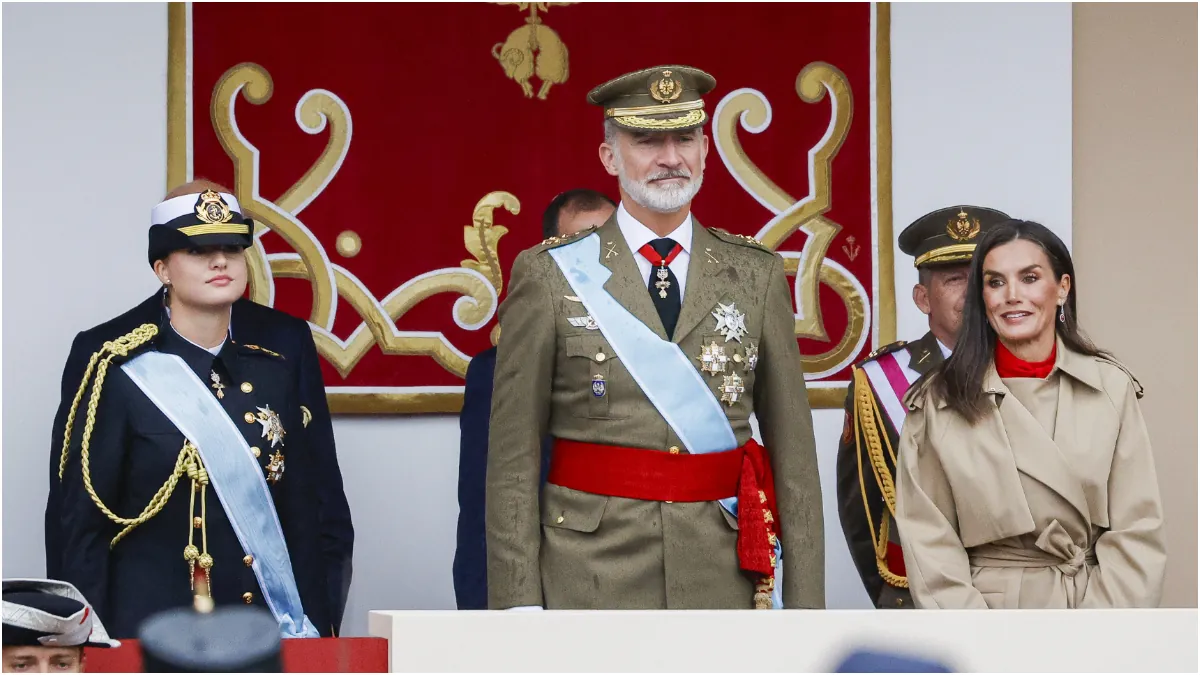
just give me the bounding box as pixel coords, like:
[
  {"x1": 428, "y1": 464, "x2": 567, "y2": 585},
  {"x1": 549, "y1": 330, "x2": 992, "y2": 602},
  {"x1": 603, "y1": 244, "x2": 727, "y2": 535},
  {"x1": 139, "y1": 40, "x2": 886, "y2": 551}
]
[{"x1": 1, "y1": 2, "x2": 1072, "y2": 636}]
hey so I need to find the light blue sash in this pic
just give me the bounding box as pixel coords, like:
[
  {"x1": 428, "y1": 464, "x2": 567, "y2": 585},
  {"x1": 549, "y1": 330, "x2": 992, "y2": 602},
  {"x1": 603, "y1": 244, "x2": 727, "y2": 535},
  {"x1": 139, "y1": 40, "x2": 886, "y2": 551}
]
[
  {"x1": 548, "y1": 234, "x2": 783, "y2": 607},
  {"x1": 122, "y1": 352, "x2": 319, "y2": 638}
]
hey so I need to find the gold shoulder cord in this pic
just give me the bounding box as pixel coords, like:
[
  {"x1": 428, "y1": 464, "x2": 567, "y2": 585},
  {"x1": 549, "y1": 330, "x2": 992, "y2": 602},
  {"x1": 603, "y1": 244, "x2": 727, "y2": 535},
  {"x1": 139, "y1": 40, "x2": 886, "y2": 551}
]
[
  {"x1": 58, "y1": 324, "x2": 215, "y2": 596},
  {"x1": 852, "y1": 368, "x2": 908, "y2": 589}
]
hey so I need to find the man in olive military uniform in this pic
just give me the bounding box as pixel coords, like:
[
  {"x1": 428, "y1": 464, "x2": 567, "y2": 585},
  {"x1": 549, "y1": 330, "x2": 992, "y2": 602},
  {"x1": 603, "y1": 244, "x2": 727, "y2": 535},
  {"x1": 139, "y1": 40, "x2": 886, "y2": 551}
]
[
  {"x1": 58, "y1": 188, "x2": 330, "y2": 638},
  {"x1": 836, "y1": 205, "x2": 1010, "y2": 608},
  {"x1": 486, "y1": 65, "x2": 824, "y2": 610}
]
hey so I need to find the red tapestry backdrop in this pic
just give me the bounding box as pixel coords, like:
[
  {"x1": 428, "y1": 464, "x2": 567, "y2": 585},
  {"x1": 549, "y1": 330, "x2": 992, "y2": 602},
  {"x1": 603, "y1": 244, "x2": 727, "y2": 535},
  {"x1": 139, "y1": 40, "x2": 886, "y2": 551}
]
[{"x1": 172, "y1": 2, "x2": 894, "y2": 413}]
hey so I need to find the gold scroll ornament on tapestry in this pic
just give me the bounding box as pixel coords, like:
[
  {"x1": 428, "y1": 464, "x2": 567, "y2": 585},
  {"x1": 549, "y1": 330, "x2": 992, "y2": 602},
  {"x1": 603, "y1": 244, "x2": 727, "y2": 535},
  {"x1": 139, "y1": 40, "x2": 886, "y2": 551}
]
[{"x1": 202, "y1": 61, "x2": 883, "y2": 412}]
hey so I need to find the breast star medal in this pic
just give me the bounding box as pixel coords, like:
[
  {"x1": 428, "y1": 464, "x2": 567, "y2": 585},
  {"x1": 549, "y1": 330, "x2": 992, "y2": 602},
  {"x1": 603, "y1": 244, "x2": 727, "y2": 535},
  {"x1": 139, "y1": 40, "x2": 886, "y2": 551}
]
[
  {"x1": 711, "y1": 302, "x2": 748, "y2": 343},
  {"x1": 720, "y1": 373, "x2": 746, "y2": 406},
  {"x1": 744, "y1": 341, "x2": 759, "y2": 371},
  {"x1": 254, "y1": 405, "x2": 286, "y2": 483},
  {"x1": 697, "y1": 341, "x2": 729, "y2": 375},
  {"x1": 209, "y1": 371, "x2": 225, "y2": 399}
]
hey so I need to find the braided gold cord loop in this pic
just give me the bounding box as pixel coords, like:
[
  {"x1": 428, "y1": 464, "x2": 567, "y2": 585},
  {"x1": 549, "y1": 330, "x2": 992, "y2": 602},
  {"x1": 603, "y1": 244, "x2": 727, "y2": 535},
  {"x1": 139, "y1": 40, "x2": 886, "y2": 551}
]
[
  {"x1": 60, "y1": 324, "x2": 158, "y2": 480},
  {"x1": 852, "y1": 368, "x2": 909, "y2": 589}
]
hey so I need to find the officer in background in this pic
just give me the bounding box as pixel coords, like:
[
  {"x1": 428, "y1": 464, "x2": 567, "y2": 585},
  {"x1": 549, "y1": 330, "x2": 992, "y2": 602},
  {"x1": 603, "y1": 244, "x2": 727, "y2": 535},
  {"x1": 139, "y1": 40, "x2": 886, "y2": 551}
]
[
  {"x1": 45, "y1": 180, "x2": 354, "y2": 634},
  {"x1": 835, "y1": 205, "x2": 1010, "y2": 608},
  {"x1": 453, "y1": 189, "x2": 615, "y2": 609},
  {"x1": 58, "y1": 186, "x2": 331, "y2": 637},
  {"x1": 2, "y1": 579, "x2": 119, "y2": 673}
]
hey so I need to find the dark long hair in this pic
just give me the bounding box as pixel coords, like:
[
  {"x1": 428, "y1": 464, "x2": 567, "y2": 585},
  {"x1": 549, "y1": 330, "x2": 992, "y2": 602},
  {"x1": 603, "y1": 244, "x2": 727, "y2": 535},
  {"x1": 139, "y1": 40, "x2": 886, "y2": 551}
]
[{"x1": 931, "y1": 219, "x2": 1107, "y2": 422}]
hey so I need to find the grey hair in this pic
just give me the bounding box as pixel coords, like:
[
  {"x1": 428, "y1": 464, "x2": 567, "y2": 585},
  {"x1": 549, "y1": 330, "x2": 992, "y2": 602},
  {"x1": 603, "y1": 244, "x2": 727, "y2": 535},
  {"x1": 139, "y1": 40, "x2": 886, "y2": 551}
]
[{"x1": 603, "y1": 119, "x2": 621, "y2": 146}]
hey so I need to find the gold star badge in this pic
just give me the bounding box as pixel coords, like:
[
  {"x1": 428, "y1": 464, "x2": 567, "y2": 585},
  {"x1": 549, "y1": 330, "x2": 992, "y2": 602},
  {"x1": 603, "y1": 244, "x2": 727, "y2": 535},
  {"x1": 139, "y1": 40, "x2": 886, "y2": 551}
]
[
  {"x1": 720, "y1": 373, "x2": 745, "y2": 406},
  {"x1": 697, "y1": 341, "x2": 729, "y2": 375}
]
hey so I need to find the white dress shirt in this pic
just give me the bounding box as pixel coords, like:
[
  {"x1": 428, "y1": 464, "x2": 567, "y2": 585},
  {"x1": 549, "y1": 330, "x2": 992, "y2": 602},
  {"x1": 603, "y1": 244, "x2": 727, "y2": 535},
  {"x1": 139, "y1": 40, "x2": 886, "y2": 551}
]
[
  {"x1": 616, "y1": 202, "x2": 693, "y2": 301},
  {"x1": 936, "y1": 338, "x2": 952, "y2": 359}
]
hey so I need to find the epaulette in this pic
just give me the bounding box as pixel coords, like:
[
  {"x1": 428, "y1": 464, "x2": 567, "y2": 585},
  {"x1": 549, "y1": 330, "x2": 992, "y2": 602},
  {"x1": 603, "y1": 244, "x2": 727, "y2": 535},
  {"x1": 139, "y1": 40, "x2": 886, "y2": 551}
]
[
  {"x1": 1095, "y1": 353, "x2": 1145, "y2": 399},
  {"x1": 534, "y1": 225, "x2": 598, "y2": 251},
  {"x1": 708, "y1": 227, "x2": 773, "y2": 253},
  {"x1": 241, "y1": 343, "x2": 285, "y2": 359},
  {"x1": 856, "y1": 340, "x2": 907, "y2": 366}
]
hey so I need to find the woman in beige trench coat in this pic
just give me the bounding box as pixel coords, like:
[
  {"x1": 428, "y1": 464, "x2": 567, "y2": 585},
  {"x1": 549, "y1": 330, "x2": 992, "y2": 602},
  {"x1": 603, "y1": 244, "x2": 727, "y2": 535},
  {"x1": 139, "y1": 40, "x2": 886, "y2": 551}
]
[{"x1": 895, "y1": 220, "x2": 1166, "y2": 609}]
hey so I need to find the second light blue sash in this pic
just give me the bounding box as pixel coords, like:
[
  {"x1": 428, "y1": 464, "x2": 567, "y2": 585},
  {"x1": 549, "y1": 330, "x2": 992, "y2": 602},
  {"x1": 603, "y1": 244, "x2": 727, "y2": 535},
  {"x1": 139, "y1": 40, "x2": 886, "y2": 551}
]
[{"x1": 122, "y1": 352, "x2": 319, "y2": 638}]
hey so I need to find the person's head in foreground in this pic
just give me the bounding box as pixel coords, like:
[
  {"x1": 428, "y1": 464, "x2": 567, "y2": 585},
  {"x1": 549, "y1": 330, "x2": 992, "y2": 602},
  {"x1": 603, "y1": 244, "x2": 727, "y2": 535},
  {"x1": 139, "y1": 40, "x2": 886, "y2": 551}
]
[{"x1": 2, "y1": 579, "x2": 118, "y2": 673}]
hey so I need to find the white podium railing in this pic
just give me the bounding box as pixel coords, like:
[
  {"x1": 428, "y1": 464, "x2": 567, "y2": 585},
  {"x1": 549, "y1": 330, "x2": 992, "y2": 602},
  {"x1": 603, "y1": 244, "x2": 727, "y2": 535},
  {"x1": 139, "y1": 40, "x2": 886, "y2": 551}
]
[{"x1": 369, "y1": 608, "x2": 1197, "y2": 672}]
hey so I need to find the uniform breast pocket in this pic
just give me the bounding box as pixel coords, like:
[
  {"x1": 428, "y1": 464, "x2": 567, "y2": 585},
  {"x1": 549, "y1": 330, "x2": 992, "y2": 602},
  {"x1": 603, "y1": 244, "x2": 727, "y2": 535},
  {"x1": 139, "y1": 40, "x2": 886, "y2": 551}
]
[
  {"x1": 563, "y1": 335, "x2": 626, "y2": 420},
  {"x1": 697, "y1": 332, "x2": 758, "y2": 420}
]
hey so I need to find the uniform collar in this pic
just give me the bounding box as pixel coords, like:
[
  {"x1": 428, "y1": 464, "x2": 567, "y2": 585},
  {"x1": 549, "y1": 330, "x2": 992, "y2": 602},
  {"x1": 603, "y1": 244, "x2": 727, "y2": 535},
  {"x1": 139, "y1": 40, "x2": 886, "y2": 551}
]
[
  {"x1": 154, "y1": 310, "x2": 242, "y2": 384},
  {"x1": 616, "y1": 202, "x2": 693, "y2": 254}
]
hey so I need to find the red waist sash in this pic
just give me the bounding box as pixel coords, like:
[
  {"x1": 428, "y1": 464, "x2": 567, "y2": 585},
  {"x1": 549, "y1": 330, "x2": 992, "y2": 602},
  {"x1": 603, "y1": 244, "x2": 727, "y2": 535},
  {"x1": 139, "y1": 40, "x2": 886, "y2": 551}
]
[{"x1": 548, "y1": 438, "x2": 779, "y2": 577}]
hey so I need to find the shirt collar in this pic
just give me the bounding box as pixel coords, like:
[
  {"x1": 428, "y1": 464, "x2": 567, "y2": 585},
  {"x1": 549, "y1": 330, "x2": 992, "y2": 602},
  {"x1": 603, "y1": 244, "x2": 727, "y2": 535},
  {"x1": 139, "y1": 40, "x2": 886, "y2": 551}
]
[
  {"x1": 616, "y1": 202, "x2": 693, "y2": 255},
  {"x1": 936, "y1": 338, "x2": 952, "y2": 359},
  {"x1": 164, "y1": 294, "x2": 235, "y2": 343}
]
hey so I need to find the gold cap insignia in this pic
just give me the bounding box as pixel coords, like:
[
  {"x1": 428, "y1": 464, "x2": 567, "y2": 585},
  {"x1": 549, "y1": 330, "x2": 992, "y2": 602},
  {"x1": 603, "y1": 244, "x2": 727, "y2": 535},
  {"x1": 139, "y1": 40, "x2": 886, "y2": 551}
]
[
  {"x1": 195, "y1": 190, "x2": 234, "y2": 225},
  {"x1": 946, "y1": 209, "x2": 981, "y2": 242},
  {"x1": 649, "y1": 70, "x2": 683, "y2": 103}
]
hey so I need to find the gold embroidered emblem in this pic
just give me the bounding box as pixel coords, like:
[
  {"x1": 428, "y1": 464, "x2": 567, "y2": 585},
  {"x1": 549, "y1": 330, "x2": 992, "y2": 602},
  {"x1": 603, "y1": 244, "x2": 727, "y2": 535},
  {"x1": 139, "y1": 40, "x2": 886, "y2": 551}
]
[
  {"x1": 195, "y1": 190, "x2": 233, "y2": 224},
  {"x1": 650, "y1": 69, "x2": 683, "y2": 103},
  {"x1": 946, "y1": 209, "x2": 981, "y2": 241},
  {"x1": 493, "y1": 3, "x2": 572, "y2": 100}
]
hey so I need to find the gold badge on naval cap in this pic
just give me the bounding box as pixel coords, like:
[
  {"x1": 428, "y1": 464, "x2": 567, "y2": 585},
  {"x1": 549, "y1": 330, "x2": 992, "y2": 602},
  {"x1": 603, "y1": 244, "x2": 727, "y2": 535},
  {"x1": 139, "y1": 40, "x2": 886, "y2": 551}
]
[{"x1": 195, "y1": 190, "x2": 234, "y2": 224}]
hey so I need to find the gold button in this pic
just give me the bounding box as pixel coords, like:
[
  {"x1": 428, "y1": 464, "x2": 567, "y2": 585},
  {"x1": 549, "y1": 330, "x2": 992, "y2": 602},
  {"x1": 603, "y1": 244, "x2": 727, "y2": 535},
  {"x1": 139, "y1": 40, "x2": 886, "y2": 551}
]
[
  {"x1": 668, "y1": 446, "x2": 680, "y2": 455},
  {"x1": 243, "y1": 555, "x2": 254, "y2": 567},
  {"x1": 240, "y1": 382, "x2": 253, "y2": 394},
  {"x1": 555, "y1": 515, "x2": 564, "y2": 524},
  {"x1": 192, "y1": 517, "x2": 202, "y2": 529},
  {"x1": 895, "y1": 598, "x2": 905, "y2": 608},
  {"x1": 595, "y1": 352, "x2": 606, "y2": 362},
  {"x1": 733, "y1": 353, "x2": 743, "y2": 363},
  {"x1": 251, "y1": 446, "x2": 261, "y2": 458},
  {"x1": 243, "y1": 592, "x2": 253, "y2": 604},
  {"x1": 244, "y1": 412, "x2": 255, "y2": 424}
]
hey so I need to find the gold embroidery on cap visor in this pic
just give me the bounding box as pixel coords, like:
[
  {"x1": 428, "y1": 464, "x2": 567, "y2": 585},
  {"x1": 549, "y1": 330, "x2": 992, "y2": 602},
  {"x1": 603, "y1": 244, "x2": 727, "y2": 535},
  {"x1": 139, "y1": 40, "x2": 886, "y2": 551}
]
[
  {"x1": 914, "y1": 243, "x2": 976, "y2": 268},
  {"x1": 609, "y1": 109, "x2": 707, "y2": 130},
  {"x1": 605, "y1": 99, "x2": 705, "y2": 119},
  {"x1": 177, "y1": 223, "x2": 252, "y2": 237}
]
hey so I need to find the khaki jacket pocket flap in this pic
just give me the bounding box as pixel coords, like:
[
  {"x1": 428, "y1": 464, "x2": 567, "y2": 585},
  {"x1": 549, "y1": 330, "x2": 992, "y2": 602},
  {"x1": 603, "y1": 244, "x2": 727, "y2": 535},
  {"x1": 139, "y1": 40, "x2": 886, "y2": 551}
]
[{"x1": 541, "y1": 483, "x2": 609, "y2": 533}]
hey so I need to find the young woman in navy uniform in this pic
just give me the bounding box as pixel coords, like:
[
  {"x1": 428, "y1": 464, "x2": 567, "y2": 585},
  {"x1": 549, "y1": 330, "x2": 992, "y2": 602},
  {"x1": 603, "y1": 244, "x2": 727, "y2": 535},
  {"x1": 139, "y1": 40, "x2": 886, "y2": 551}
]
[{"x1": 58, "y1": 187, "x2": 332, "y2": 638}]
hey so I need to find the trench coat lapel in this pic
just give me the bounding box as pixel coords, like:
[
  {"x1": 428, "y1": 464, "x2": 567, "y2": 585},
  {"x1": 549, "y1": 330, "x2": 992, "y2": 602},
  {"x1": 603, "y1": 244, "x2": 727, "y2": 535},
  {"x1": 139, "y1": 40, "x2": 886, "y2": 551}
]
[{"x1": 986, "y1": 366, "x2": 1093, "y2": 526}]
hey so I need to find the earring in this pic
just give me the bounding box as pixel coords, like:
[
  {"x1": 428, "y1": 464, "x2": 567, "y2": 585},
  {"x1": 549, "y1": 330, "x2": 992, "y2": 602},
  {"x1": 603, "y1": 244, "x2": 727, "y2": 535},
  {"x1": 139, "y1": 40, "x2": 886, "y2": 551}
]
[{"x1": 1058, "y1": 304, "x2": 1066, "y2": 323}]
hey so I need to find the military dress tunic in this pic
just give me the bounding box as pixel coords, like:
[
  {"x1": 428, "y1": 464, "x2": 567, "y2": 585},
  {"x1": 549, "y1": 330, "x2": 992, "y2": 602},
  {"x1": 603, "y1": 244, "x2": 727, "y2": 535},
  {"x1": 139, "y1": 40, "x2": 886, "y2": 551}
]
[
  {"x1": 58, "y1": 319, "x2": 332, "y2": 638},
  {"x1": 835, "y1": 331, "x2": 944, "y2": 609},
  {"x1": 485, "y1": 214, "x2": 825, "y2": 610}
]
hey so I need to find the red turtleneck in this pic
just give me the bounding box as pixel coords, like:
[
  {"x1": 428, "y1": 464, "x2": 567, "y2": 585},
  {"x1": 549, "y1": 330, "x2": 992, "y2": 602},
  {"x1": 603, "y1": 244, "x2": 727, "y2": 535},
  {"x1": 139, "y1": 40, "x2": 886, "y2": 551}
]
[{"x1": 995, "y1": 339, "x2": 1057, "y2": 379}]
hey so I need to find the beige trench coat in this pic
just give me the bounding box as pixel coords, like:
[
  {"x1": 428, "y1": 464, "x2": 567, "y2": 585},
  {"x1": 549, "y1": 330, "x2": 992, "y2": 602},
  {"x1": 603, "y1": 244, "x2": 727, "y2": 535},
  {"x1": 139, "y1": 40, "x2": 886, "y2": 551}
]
[{"x1": 895, "y1": 339, "x2": 1166, "y2": 609}]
